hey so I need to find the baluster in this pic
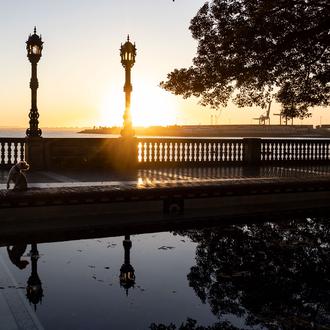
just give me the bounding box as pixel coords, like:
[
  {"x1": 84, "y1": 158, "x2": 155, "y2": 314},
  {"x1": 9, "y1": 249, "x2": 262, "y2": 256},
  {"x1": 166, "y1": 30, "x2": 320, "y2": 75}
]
[
  {"x1": 145, "y1": 142, "x2": 149, "y2": 163},
  {"x1": 150, "y1": 143, "x2": 154, "y2": 162},
  {"x1": 229, "y1": 142, "x2": 233, "y2": 161},
  {"x1": 4, "y1": 143, "x2": 8, "y2": 164},
  {"x1": 225, "y1": 142, "x2": 229, "y2": 162},
  {"x1": 169, "y1": 142, "x2": 174, "y2": 162},
  {"x1": 233, "y1": 142, "x2": 237, "y2": 162},
  {"x1": 202, "y1": 142, "x2": 206, "y2": 163},
  {"x1": 192, "y1": 142, "x2": 195, "y2": 162},
  {"x1": 288, "y1": 143, "x2": 292, "y2": 161},
  {"x1": 0, "y1": 142, "x2": 3, "y2": 165},
  {"x1": 21, "y1": 142, "x2": 25, "y2": 161},
  {"x1": 142, "y1": 142, "x2": 146, "y2": 162},
  {"x1": 188, "y1": 143, "x2": 192, "y2": 162},
  {"x1": 301, "y1": 143, "x2": 305, "y2": 160},
  {"x1": 183, "y1": 143, "x2": 187, "y2": 162},
  {"x1": 219, "y1": 143, "x2": 223, "y2": 162},
  {"x1": 269, "y1": 142, "x2": 273, "y2": 161},
  {"x1": 271, "y1": 142, "x2": 274, "y2": 161},
  {"x1": 173, "y1": 143, "x2": 177, "y2": 162},
  {"x1": 13, "y1": 142, "x2": 18, "y2": 164},
  {"x1": 164, "y1": 143, "x2": 168, "y2": 162},
  {"x1": 262, "y1": 142, "x2": 266, "y2": 161},
  {"x1": 197, "y1": 143, "x2": 201, "y2": 162},
  {"x1": 265, "y1": 142, "x2": 269, "y2": 161},
  {"x1": 218, "y1": 142, "x2": 222, "y2": 162},
  {"x1": 153, "y1": 143, "x2": 158, "y2": 162},
  {"x1": 222, "y1": 143, "x2": 226, "y2": 162},
  {"x1": 138, "y1": 142, "x2": 142, "y2": 162},
  {"x1": 159, "y1": 143, "x2": 163, "y2": 163}
]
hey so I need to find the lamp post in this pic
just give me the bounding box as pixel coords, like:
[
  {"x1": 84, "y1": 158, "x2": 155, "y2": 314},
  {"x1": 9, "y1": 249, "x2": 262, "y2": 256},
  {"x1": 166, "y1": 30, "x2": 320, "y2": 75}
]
[
  {"x1": 26, "y1": 27, "x2": 43, "y2": 138},
  {"x1": 120, "y1": 35, "x2": 136, "y2": 138}
]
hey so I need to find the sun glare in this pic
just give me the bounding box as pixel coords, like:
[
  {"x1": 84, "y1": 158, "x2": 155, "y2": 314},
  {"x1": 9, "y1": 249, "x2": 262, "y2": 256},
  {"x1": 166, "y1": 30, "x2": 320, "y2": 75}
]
[{"x1": 98, "y1": 80, "x2": 177, "y2": 127}]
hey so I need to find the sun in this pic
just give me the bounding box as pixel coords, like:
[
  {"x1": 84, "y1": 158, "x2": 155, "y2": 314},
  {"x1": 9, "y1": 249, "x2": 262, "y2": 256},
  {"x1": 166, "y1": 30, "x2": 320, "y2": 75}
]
[
  {"x1": 130, "y1": 80, "x2": 177, "y2": 127},
  {"x1": 98, "y1": 79, "x2": 177, "y2": 127}
]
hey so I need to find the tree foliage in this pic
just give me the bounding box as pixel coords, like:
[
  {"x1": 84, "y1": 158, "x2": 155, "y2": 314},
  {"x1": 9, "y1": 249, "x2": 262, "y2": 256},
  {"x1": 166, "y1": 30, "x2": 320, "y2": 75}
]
[{"x1": 161, "y1": 0, "x2": 330, "y2": 118}]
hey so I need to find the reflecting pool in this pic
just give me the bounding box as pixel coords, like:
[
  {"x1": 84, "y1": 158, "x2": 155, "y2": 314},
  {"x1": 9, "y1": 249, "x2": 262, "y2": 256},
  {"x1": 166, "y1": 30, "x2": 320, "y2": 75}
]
[{"x1": 0, "y1": 216, "x2": 329, "y2": 329}]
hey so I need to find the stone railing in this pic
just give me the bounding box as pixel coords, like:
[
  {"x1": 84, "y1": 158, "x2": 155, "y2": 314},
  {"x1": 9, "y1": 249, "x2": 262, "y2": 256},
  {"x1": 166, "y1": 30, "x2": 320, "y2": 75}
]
[
  {"x1": 137, "y1": 138, "x2": 244, "y2": 167},
  {"x1": 261, "y1": 139, "x2": 330, "y2": 163},
  {"x1": 1, "y1": 137, "x2": 330, "y2": 170},
  {"x1": 137, "y1": 137, "x2": 330, "y2": 167},
  {"x1": 0, "y1": 138, "x2": 26, "y2": 169}
]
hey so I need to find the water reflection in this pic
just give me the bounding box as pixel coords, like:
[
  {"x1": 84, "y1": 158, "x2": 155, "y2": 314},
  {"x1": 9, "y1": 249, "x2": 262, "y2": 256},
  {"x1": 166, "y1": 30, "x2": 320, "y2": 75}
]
[
  {"x1": 1, "y1": 218, "x2": 329, "y2": 329},
  {"x1": 6, "y1": 243, "x2": 43, "y2": 310},
  {"x1": 120, "y1": 235, "x2": 136, "y2": 295},
  {"x1": 166, "y1": 218, "x2": 330, "y2": 329},
  {"x1": 26, "y1": 243, "x2": 43, "y2": 310}
]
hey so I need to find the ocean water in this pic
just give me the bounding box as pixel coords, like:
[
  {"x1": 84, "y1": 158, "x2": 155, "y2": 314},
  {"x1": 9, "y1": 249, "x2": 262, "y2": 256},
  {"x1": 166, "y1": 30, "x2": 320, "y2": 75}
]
[{"x1": 0, "y1": 128, "x2": 119, "y2": 138}]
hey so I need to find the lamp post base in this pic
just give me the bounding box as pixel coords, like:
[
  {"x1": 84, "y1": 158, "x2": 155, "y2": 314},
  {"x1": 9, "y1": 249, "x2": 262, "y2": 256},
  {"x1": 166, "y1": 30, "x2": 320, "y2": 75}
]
[{"x1": 25, "y1": 137, "x2": 45, "y2": 170}]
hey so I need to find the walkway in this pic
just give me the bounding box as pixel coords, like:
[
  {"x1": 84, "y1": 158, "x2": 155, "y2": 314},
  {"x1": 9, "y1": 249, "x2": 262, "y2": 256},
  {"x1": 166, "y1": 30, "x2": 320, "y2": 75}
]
[{"x1": 1, "y1": 164, "x2": 330, "y2": 189}]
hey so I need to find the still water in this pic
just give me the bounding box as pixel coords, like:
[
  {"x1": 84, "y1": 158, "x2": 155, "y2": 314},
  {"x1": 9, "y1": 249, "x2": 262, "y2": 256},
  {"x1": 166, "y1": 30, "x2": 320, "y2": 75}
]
[{"x1": 0, "y1": 216, "x2": 329, "y2": 330}]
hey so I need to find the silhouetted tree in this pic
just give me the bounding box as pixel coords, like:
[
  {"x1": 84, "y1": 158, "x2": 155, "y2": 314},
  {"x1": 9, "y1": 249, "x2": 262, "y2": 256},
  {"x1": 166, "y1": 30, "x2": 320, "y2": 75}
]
[
  {"x1": 176, "y1": 218, "x2": 330, "y2": 329},
  {"x1": 161, "y1": 0, "x2": 330, "y2": 118}
]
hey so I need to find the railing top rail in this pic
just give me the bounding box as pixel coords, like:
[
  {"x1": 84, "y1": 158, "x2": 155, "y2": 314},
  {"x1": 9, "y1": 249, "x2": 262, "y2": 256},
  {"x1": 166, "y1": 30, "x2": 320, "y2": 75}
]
[
  {"x1": 137, "y1": 137, "x2": 243, "y2": 143},
  {"x1": 0, "y1": 137, "x2": 26, "y2": 142},
  {"x1": 262, "y1": 138, "x2": 330, "y2": 143}
]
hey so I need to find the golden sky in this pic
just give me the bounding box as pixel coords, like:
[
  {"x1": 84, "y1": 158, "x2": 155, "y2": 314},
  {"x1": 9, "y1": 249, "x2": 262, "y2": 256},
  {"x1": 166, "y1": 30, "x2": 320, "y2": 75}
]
[{"x1": 0, "y1": 0, "x2": 328, "y2": 128}]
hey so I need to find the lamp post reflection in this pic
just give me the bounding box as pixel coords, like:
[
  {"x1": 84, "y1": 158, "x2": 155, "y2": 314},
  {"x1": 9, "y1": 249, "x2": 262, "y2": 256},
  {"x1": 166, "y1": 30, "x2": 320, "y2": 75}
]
[
  {"x1": 119, "y1": 235, "x2": 135, "y2": 295},
  {"x1": 26, "y1": 243, "x2": 43, "y2": 310}
]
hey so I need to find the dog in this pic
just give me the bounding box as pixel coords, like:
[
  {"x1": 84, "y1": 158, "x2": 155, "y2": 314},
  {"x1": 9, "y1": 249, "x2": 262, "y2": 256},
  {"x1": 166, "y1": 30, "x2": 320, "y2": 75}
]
[{"x1": 7, "y1": 161, "x2": 30, "y2": 191}]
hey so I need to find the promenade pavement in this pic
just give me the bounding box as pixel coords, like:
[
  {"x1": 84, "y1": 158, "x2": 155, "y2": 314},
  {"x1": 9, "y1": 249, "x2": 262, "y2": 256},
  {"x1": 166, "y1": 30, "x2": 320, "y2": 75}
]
[{"x1": 1, "y1": 165, "x2": 330, "y2": 190}]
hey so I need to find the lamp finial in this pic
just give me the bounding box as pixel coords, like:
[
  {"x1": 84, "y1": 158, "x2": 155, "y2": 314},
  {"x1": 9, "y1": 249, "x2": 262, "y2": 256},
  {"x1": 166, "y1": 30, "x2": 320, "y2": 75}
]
[{"x1": 34, "y1": 26, "x2": 37, "y2": 34}]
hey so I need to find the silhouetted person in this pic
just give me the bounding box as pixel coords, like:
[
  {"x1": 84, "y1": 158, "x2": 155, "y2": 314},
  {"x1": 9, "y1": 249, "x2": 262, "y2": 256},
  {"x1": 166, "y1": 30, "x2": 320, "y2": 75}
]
[{"x1": 7, "y1": 245, "x2": 29, "y2": 269}]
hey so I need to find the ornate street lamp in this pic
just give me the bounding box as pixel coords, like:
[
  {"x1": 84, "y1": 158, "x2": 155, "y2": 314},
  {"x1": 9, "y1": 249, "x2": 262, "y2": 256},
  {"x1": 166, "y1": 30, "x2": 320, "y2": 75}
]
[
  {"x1": 119, "y1": 234, "x2": 135, "y2": 295},
  {"x1": 26, "y1": 27, "x2": 43, "y2": 137},
  {"x1": 120, "y1": 35, "x2": 136, "y2": 138}
]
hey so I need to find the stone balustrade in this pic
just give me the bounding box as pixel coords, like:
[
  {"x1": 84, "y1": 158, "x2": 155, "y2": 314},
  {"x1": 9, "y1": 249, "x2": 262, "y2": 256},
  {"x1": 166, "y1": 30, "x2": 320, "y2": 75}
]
[{"x1": 1, "y1": 137, "x2": 330, "y2": 170}]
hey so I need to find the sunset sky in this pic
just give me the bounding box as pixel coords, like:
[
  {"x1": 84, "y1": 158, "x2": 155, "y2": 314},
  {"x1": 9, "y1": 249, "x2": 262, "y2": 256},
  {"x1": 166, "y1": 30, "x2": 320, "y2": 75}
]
[{"x1": 0, "y1": 0, "x2": 328, "y2": 128}]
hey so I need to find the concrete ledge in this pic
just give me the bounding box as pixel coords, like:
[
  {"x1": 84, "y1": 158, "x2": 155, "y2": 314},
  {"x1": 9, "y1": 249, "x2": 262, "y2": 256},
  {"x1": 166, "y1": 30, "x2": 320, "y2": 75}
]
[{"x1": 0, "y1": 177, "x2": 330, "y2": 231}]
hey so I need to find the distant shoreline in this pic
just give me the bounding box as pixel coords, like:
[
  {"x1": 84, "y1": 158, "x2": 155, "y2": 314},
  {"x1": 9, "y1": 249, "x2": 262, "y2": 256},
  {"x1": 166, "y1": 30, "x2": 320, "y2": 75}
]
[{"x1": 79, "y1": 124, "x2": 330, "y2": 138}]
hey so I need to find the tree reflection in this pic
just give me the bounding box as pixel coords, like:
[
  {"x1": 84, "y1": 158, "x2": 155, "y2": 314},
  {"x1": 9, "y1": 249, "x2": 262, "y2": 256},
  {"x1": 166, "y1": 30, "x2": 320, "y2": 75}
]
[{"x1": 179, "y1": 218, "x2": 330, "y2": 329}]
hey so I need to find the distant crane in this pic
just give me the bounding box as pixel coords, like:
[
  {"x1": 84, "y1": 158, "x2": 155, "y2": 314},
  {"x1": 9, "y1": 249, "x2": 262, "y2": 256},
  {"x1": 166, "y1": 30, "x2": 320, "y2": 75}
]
[
  {"x1": 274, "y1": 113, "x2": 294, "y2": 125},
  {"x1": 253, "y1": 101, "x2": 272, "y2": 125}
]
